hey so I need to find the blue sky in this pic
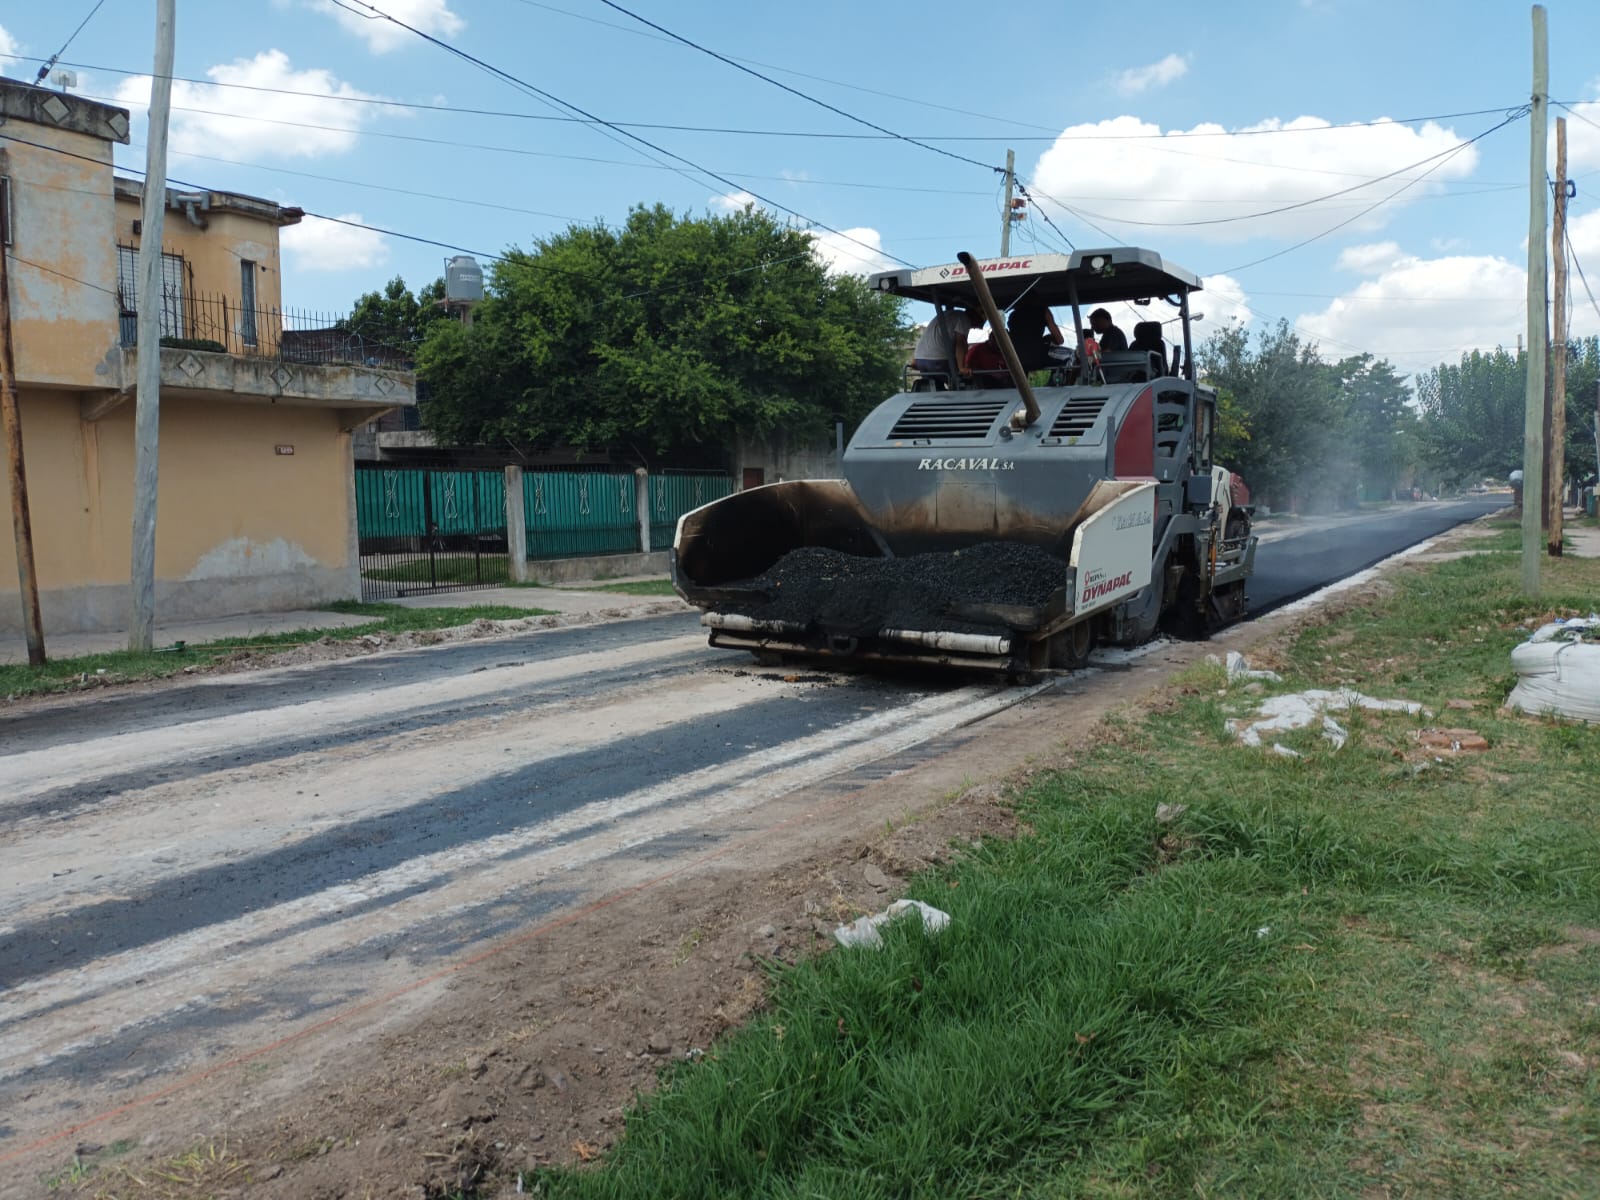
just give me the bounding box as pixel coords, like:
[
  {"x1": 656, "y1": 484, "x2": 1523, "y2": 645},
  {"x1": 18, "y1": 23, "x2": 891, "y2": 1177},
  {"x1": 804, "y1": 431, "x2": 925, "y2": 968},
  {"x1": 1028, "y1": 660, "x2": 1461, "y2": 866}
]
[{"x1": 3, "y1": 1, "x2": 1599, "y2": 379}]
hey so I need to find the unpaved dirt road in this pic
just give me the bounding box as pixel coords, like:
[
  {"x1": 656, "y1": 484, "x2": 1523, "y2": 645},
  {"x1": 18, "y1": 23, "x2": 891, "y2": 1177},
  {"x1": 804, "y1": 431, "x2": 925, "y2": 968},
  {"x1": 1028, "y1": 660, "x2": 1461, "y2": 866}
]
[{"x1": 0, "y1": 506, "x2": 1497, "y2": 1198}]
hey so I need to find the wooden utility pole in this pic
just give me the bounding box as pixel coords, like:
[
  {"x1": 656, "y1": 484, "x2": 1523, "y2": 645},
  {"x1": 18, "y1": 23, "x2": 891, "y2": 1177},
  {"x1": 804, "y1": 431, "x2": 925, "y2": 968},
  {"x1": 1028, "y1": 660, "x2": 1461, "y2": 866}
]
[
  {"x1": 1000, "y1": 149, "x2": 1016, "y2": 257},
  {"x1": 1548, "y1": 116, "x2": 1568, "y2": 555},
  {"x1": 1521, "y1": 4, "x2": 1548, "y2": 595},
  {"x1": 129, "y1": 0, "x2": 176, "y2": 651},
  {"x1": 0, "y1": 149, "x2": 47, "y2": 665}
]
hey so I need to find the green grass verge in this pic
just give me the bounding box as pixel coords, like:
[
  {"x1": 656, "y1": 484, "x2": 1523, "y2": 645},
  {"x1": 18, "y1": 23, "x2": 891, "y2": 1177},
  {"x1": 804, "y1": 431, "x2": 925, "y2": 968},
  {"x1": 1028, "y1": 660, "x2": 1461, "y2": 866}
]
[
  {"x1": 525, "y1": 518, "x2": 1600, "y2": 1199},
  {"x1": 577, "y1": 578, "x2": 678, "y2": 596},
  {"x1": 0, "y1": 603, "x2": 553, "y2": 701}
]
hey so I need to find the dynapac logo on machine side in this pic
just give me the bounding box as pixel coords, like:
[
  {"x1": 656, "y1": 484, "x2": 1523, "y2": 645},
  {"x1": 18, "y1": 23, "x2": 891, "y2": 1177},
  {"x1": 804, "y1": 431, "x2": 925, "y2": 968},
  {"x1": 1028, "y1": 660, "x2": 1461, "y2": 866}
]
[
  {"x1": 917, "y1": 458, "x2": 1017, "y2": 470},
  {"x1": 1080, "y1": 569, "x2": 1134, "y2": 604},
  {"x1": 938, "y1": 259, "x2": 1032, "y2": 279}
]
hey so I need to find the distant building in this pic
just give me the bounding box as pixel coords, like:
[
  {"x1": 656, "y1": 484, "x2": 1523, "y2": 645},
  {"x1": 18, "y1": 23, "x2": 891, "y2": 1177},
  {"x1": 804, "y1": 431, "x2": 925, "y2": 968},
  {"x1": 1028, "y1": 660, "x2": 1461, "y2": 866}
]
[{"x1": 0, "y1": 77, "x2": 415, "y2": 636}]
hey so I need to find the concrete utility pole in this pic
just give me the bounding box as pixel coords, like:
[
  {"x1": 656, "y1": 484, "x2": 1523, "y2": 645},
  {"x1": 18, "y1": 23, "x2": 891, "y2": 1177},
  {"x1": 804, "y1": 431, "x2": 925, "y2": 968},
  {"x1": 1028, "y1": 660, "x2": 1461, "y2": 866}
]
[
  {"x1": 1521, "y1": 4, "x2": 1548, "y2": 596},
  {"x1": 1000, "y1": 149, "x2": 1016, "y2": 257},
  {"x1": 0, "y1": 149, "x2": 47, "y2": 665},
  {"x1": 129, "y1": 0, "x2": 176, "y2": 651},
  {"x1": 1548, "y1": 116, "x2": 1569, "y2": 556}
]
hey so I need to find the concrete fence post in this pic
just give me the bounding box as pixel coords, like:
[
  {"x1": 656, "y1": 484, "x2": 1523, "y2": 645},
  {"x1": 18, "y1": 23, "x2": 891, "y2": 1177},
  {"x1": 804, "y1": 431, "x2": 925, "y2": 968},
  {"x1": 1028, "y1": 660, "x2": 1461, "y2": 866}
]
[
  {"x1": 635, "y1": 468, "x2": 651, "y2": 554},
  {"x1": 504, "y1": 465, "x2": 529, "y2": 583}
]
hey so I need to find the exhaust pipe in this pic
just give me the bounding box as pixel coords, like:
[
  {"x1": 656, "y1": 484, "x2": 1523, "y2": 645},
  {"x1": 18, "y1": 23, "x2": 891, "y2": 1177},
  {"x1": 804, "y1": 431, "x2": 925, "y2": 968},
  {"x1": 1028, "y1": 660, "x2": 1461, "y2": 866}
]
[{"x1": 956, "y1": 250, "x2": 1040, "y2": 428}]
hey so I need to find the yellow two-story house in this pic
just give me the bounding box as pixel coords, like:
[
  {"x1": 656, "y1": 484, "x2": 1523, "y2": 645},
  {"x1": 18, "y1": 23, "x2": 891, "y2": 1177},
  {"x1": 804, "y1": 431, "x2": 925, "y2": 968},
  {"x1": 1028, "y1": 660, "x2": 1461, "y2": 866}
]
[{"x1": 1, "y1": 78, "x2": 414, "y2": 638}]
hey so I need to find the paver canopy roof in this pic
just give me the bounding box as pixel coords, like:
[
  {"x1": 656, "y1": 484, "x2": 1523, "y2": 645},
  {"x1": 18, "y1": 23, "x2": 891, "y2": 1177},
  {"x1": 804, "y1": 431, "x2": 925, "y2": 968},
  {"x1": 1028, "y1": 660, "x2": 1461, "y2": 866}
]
[{"x1": 869, "y1": 246, "x2": 1203, "y2": 310}]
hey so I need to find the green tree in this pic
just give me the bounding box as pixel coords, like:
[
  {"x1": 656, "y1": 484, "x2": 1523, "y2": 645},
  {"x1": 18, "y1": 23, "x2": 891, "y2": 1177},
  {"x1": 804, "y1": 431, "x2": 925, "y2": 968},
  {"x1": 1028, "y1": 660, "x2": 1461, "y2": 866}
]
[
  {"x1": 1198, "y1": 325, "x2": 1421, "y2": 510},
  {"x1": 415, "y1": 204, "x2": 908, "y2": 455},
  {"x1": 1414, "y1": 347, "x2": 1525, "y2": 486},
  {"x1": 342, "y1": 275, "x2": 449, "y2": 362},
  {"x1": 1198, "y1": 321, "x2": 1346, "y2": 511},
  {"x1": 1559, "y1": 336, "x2": 1600, "y2": 485},
  {"x1": 1334, "y1": 353, "x2": 1419, "y2": 501}
]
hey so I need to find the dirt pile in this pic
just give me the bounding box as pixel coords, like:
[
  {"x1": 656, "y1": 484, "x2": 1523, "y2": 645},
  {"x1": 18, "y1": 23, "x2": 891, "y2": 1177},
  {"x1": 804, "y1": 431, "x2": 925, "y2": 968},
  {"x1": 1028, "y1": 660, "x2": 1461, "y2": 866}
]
[{"x1": 734, "y1": 543, "x2": 1067, "y2": 635}]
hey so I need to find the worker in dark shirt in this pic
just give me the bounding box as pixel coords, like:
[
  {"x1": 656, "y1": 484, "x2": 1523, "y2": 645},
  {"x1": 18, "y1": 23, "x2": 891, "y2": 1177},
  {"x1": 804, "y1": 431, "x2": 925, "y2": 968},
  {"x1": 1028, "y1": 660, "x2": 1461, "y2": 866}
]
[
  {"x1": 1087, "y1": 308, "x2": 1128, "y2": 352},
  {"x1": 1005, "y1": 302, "x2": 1065, "y2": 372}
]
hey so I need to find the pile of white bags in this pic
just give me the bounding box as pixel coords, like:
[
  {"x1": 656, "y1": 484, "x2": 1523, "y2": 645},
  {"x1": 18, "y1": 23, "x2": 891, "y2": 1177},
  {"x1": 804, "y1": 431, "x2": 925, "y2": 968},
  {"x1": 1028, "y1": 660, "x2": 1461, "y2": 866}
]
[{"x1": 1506, "y1": 616, "x2": 1600, "y2": 723}]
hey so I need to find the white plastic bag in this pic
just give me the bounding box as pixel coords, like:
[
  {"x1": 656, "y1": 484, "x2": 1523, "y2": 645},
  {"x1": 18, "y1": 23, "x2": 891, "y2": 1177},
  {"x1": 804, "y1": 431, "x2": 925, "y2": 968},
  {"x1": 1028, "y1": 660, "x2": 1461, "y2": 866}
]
[{"x1": 833, "y1": 899, "x2": 951, "y2": 950}]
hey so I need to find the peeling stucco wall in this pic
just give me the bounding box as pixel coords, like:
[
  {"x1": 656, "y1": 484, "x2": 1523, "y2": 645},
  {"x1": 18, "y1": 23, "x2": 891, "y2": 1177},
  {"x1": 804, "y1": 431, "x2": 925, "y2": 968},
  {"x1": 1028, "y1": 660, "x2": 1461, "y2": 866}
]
[
  {"x1": 5, "y1": 127, "x2": 120, "y2": 389},
  {"x1": 185, "y1": 536, "x2": 320, "y2": 581},
  {"x1": 0, "y1": 393, "x2": 359, "y2": 636}
]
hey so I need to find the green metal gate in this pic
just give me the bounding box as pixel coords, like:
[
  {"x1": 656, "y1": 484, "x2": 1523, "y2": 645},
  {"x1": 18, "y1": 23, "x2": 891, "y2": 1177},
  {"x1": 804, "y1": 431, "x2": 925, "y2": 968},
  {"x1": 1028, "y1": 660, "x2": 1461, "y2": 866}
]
[{"x1": 355, "y1": 466, "x2": 510, "y2": 599}]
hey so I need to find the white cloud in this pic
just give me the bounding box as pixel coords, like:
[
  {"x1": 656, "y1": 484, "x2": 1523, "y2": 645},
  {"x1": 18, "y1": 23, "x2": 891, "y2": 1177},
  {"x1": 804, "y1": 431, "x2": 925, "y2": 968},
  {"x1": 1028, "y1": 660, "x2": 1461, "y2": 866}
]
[
  {"x1": 113, "y1": 50, "x2": 386, "y2": 161},
  {"x1": 706, "y1": 190, "x2": 891, "y2": 276},
  {"x1": 710, "y1": 190, "x2": 759, "y2": 213},
  {"x1": 314, "y1": 0, "x2": 464, "y2": 54},
  {"x1": 1557, "y1": 86, "x2": 1600, "y2": 174},
  {"x1": 1114, "y1": 54, "x2": 1188, "y2": 96},
  {"x1": 1195, "y1": 274, "x2": 1252, "y2": 331},
  {"x1": 808, "y1": 227, "x2": 895, "y2": 277},
  {"x1": 1031, "y1": 115, "x2": 1479, "y2": 244},
  {"x1": 1296, "y1": 252, "x2": 1528, "y2": 375},
  {"x1": 1336, "y1": 242, "x2": 1404, "y2": 274},
  {"x1": 0, "y1": 25, "x2": 18, "y2": 73},
  {"x1": 281, "y1": 213, "x2": 390, "y2": 272}
]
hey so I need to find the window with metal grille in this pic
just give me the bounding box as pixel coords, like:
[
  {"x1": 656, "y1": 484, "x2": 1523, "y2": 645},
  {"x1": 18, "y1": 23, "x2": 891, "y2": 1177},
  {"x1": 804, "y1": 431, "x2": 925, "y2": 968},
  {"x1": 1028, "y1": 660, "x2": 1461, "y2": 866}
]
[
  {"x1": 116, "y1": 245, "x2": 187, "y2": 340},
  {"x1": 886, "y1": 395, "x2": 1010, "y2": 441},
  {"x1": 239, "y1": 259, "x2": 257, "y2": 346}
]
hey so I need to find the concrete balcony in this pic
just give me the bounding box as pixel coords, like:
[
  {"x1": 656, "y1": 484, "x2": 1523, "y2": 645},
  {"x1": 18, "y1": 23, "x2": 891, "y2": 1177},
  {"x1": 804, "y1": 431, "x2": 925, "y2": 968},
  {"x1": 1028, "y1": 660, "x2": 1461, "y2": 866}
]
[{"x1": 86, "y1": 344, "x2": 415, "y2": 430}]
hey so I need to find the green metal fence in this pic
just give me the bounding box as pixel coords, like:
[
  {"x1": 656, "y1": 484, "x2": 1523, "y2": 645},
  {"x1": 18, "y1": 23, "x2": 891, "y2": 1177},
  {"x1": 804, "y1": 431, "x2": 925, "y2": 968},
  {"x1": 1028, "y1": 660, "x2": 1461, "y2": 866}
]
[
  {"x1": 649, "y1": 472, "x2": 735, "y2": 551},
  {"x1": 523, "y1": 471, "x2": 637, "y2": 559},
  {"x1": 357, "y1": 466, "x2": 737, "y2": 579}
]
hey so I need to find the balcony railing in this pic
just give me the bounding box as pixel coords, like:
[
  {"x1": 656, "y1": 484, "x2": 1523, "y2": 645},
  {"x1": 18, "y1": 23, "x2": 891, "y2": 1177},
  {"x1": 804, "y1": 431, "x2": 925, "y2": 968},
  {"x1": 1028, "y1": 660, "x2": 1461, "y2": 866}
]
[{"x1": 119, "y1": 292, "x2": 415, "y2": 370}]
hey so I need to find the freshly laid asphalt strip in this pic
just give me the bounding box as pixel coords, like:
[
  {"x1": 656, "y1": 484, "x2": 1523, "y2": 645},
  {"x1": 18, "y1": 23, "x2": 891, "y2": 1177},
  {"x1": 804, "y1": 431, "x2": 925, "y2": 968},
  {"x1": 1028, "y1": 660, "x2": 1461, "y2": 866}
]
[{"x1": 732, "y1": 544, "x2": 1067, "y2": 635}]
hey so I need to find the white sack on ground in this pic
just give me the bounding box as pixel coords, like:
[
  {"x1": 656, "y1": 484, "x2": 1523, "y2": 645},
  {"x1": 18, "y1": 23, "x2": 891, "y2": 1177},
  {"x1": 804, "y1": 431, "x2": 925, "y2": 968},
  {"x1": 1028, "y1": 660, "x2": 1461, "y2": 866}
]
[
  {"x1": 1228, "y1": 689, "x2": 1426, "y2": 749},
  {"x1": 1225, "y1": 650, "x2": 1282, "y2": 682},
  {"x1": 833, "y1": 899, "x2": 951, "y2": 949},
  {"x1": 1506, "y1": 640, "x2": 1600, "y2": 722}
]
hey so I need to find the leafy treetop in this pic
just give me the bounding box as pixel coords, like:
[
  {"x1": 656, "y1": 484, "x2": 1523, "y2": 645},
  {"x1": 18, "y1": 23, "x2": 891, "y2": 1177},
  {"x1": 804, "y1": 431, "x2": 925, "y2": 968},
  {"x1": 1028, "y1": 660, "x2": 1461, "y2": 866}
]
[{"x1": 414, "y1": 203, "x2": 908, "y2": 456}]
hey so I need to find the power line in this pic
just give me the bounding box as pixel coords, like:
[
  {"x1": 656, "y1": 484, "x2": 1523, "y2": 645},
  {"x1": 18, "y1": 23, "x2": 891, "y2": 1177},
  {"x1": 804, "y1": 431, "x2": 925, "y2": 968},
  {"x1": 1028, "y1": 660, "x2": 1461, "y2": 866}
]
[
  {"x1": 0, "y1": 53, "x2": 1524, "y2": 148},
  {"x1": 1011, "y1": 183, "x2": 1077, "y2": 251},
  {"x1": 500, "y1": 0, "x2": 1064, "y2": 133},
  {"x1": 1213, "y1": 108, "x2": 1527, "y2": 276},
  {"x1": 323, "y1": 0, "x2": 915, "y2": 269},
  {"x1": 3, "y1": 247, "x2": 120, "y2": 296},
  {"x1": 1028, "y1": 126, "x2": 1516, "y2": 232},
  {"x1": 0, "y1": 128, "x2": 912, "y2": 317},
  {"x1": 128, "y1": 144, "x2": 587, "y2": 223},
  {"x1": 1, "y1": 127, "x2": 513, "y2": 264},
  {"x1": 31, "y1": 0, "x2": 109, "y2": 85},
  {"x1": 1565, "y1": 227, "x2": 1600, "y2": 329},
  {"x1": 592, "y1": 0, "x2": 999, "y2": 174}
]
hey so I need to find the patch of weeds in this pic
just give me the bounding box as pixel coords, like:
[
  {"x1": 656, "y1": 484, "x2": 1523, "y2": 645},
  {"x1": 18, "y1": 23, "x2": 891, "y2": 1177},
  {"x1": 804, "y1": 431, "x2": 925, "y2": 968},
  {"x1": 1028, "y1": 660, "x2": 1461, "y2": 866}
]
[
  {"x1": 88, "y1": 1139, "x2": 251, "y2": 1197},
  {"x1": 39, "y1": 1155, "x2": 94, "y2": 1191},
  {"x1": 672, "y1": 928, "x2": 704, "y2": 966}
]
